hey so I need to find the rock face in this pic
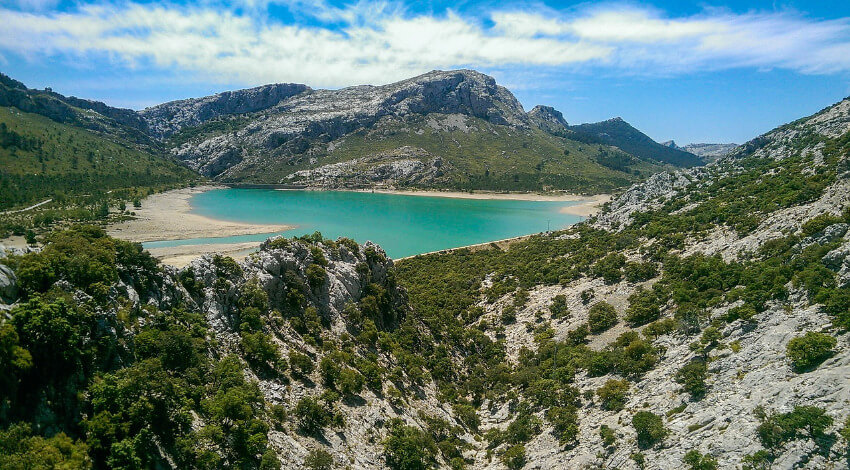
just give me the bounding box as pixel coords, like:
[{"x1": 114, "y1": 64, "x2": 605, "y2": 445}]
[
  {"x1": 679, "y1": 143, "x2": 739, "y2": 161},
  {"x1": 0, "y1": 263, "x2": 17, "y2": 304},
  {"x1": 528, "y1": 105, "x2": 568, "y2": 133},
  {"x1": 139, "y1": 83, "x2": 310, "y2": 138},
  {"x1": 154, "y1": 69, "x2": 530, "y2": 178},
  {"x1": 284, "y1": 146, "x2": 451, "y2": 187}
]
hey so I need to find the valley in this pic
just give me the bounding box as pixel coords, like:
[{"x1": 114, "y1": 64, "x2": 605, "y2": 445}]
[{"x1": 0, "y1": 67, "x2": 849, "y2": 470}]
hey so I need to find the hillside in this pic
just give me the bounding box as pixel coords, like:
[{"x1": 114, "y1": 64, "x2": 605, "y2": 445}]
[
  {"x1": 0, "y1": 74, "x2": 197, "y2": 237},
  {"x1": 663, "y1": 141, "x2": 739, "y2": 163},
  {"x1": 1, "y1": 93, "x2": 848, "y2": 469},
  {"x1": 570, "y1": 118, "x2": 704, "y2": 167},
  {"x1": 143, "y1": 70, "x2": 675, "y2": 192}
]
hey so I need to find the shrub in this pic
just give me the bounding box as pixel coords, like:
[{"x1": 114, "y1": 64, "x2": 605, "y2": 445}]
[
  {"x1": 500, "y1": 444, "x2": 526, "y2": 470},
  {"x1": 625, "y1": 261, "x2": 658, "y2": 283},
  {"x1": 383, "y1": 420, "x2": 437, "y2": 470},
  {"x1": 549, "y1": 295, "x2": 569, "y2": 318},
  {"x1": 289, "y1": 351, "x2": 314, "y2": 377},
  {"x1": 240, "y1": 332, "x2": 279, "y2": 368},
  {"x1": 757, "y1": 405, "x2": 833, "y2": 448},
  {"x1": 306, "y1": 264, "x2": 327, "y2": 290},
  {"x1": 294, "y1": 397, "x2": 332, "y2": 435},
  {"x1": 675, "y1": 359, "x2": 708, "y2": 399},
  {"x1": 304, "y1": 448, "x2": 334, "y2": 470},
  {"x1": 588, "y1": 302, "x2": 618, "y2": 333},
  {"x1": 625, "y1": 288, "x2": 662, "y2": 326},
  {"x1": 596, "y1": 379, "x2": 630, "y2": 411},
  {"x1": 600, "y1": 425, "x2": 617, "y2": 447},
  {"x1": 546, "y1": 406, "x2": 579, "y2": 446},
  {"x1": 632, "y1": 411, "x2": 667, "y2": 449},
  {"x1": 683, "y1": 450, "x2": 718, "y2": 470},
  {"x1": 786, "y1": 332, "x2": 837, "y2": 371},
  {"x1": 594, "y1": 254, "x2": 626, "y2": 284},
  {"x1": 643, "y1": 318, "x2": 676, "y2": 339}
]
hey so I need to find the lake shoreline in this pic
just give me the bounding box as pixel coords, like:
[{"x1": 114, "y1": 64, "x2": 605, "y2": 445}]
[
  {"x1": 112, "y1": 185, "x2": 607, "y2": 266},
  {"x1": 282, "y1": 187, "x2": 611, "y2": 217},
  {"x1": 106, "y1": 185, "x2": 293, "y2": 244}
]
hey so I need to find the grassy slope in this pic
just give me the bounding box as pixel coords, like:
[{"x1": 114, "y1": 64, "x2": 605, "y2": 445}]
[
  {"x1": 0, "y1": 107, "x2": 196, "y2": 209},
  {"x1": 225, "y1": 114, "x2": 667, "y2": 193}
]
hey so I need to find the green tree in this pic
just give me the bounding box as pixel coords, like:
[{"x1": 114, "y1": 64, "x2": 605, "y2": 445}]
[
  {"x1": 304, "y1": 448, "x2": 333, "y2": 470},
  {"x1": 383, "y1": 420, "x2": 437, "y2": 470},
  {"x1": 786, "y1": 332, "x2": 836, "y2": 372},
  {"x1": 596, "y1": 379, "x2": 630, "y2": 411},
  {"x1": 588, "y1": 302, "x2": 618, "y2": 333},
  {"x1": 683, "y1": 450, "x2": 718, "y2": 470},
  {"x1": 675, "y1": 359, "x2": 708, "y2": 399},
  {"x1": 632, "y1": 411, "x2": 667, "y2": 449}
]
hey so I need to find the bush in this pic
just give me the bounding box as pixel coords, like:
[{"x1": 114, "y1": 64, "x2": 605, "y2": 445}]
[
  {"x1": 546, "y1": 406, "x2": 579, "y2": 446},
  {"x1": 596, "y1": 379, "x2": 630, "y2": 411},
  {"x1": 675, "y1": 359, "x2": 708, "y2": 399},
  {"x1": 625, "y1": 288, "x2": 663, "y2": 326},
  {"x1": 786, "y1": 332, "x2": 837, "y2": 371},
  {"x1": 757, "y1": 405, "x2": 833, "y2": 448},
  {"x1": 600, "y1": 425, "x2": 616, "y2": 447},
  {"x1": 632, "y1": 411, "x2": 667, "y2": 449},
  {"x1": 683, "y1": 450, "x2": 718, "y2": 470},
  {"x1": 383, "y1": 420, "x2": 437, "y2": 470},
  {"x1": 306, "y1": 264, "x2": 327, "y2": 290},
  {"x1": 588, "y1": 302, "x2": 618, "y2": 333},
  {"x1": 304, "y1": 448, "x2": 334, "y2": 470},
  {"x1": 500, "y1": 444, "x2": 526, "y2": 470},
  {"x1": 294, "y1": 397, "x2": 333, "y2": 435},
  {"x1": 289, "y1": 351, "x2": 314, "y2": 377},
  {"x1": 625, "y1": 261, "x2": 658, "y2": 283},
  {"x1": 549, "y1": 295, "x2": 569, "y2": 318},
  {"x1": 594, "y1": 254, "x2": 626, "y2": 284}
]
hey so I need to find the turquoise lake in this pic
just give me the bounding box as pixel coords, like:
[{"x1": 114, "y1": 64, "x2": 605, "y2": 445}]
[{"x1": 144, "y1": 189, "x2": 585, "y2": 259}]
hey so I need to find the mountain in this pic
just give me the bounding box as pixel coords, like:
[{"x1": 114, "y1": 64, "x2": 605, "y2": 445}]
[
  {"x1": 569, "y1": 118, "x2": 704, "y2": 167},
  {"x1": 663, "y1": 141, "x2": 739, "y2": 163},
  {"x1": 141, "y1": 70, "x2": 674, "y2": 193},
  {"x1": 0, "y1": 74, "x2": 196, "y2": 211},
  {"x1": 2, "y1": 93, "x2": 849, "y2": 468}
]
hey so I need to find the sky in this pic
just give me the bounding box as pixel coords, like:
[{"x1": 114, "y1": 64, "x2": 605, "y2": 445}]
[{"x1": 2, "y1": 1, "x2": 850, "y2": 144}]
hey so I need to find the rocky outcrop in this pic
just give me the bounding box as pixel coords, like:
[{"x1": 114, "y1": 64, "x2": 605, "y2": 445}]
[
  {"x1": 139, "y1": 83, "x2": 310, "y2": 138},
  {"x1": 285, "y1": 146, "x2": 451, "y2": 187},
  {"x1": 159, "y1": 70, "x2": 530, "y2": 178},
  {"x1": 528, "y1": 105, "x2": 568, "y2": 133}
]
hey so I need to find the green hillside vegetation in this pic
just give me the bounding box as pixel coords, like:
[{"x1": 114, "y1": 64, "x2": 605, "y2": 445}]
[
  {"x1": 569, "y1": 119, "x2": 703, "y2": 167},
  {"x1": 0, "y1": 105, "x2": 848, "y2": 467},
  {"x1": 0, "y1": 107, "x2": 197, "y2": 236},
  {"x1": 225, "y1": 114, "x2": 667, "y2": 193}
]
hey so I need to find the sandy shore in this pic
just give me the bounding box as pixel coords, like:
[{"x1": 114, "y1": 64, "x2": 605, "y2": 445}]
[
  {"x1": 107, "y1": 186, "x2": 293, "y2": 243},
  {"x1": 145, "y1": 242, "x2": 260, "y2": 268},
  {"x1": 347, "y1": 189, "x2": 611, "y2": 217}
]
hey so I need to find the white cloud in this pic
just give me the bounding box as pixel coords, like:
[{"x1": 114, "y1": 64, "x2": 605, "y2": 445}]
[{"x1": 1, "y1": 1, "x2": 849, "y2": 88}]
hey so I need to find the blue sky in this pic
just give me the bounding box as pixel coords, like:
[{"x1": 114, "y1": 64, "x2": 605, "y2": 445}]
[{"x1": 2, "y1": 0, "x2": 850, "y2": 144}]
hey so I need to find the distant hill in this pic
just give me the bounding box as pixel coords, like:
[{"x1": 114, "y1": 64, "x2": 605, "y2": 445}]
[
  {"x1": 139, "y1": 70, "x2": 675, "y2": 193},
  {"x1": 663, "y1": 141, "x2": 739, "y2": 162},
  {"x1": 0, "y1": 74, "x2": 196, "y2": 209},
  {"x1": 568, "y1": 118, "x2": 703, "y2": 167}
]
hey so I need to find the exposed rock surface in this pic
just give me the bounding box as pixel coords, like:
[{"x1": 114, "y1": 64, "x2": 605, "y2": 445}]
[
  {"x1": 139, "y1": 83, "x2": 310, "y2": 138},
  {"x1": 158, "y1": 70, "x2": 529, "y2": 178},
  {"x1": 285, "y1": 146, "x2": 451, "y2": 187}
]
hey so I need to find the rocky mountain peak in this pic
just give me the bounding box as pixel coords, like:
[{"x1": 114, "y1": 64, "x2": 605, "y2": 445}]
[
  {"x1": 139, "y1": 82, "x2": 311, "y2": 138},
  {"x1": 529, "y1": 105, "x2": 568, "y2": 128}
]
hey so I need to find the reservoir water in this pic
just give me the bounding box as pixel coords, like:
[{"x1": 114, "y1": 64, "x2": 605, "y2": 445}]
[{"x1": 144, "y1": 189, "x2": 586, "y2": 259}]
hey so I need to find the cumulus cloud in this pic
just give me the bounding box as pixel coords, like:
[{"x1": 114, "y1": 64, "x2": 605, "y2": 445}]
[{"x1": 1, "y1": 1, "x2": 849, "y2": 88}]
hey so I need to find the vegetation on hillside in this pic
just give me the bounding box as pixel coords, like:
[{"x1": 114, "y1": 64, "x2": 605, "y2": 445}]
[
  {"x1": 218, "y1": 113, "x2": 668, "y2": 193},
  {"x1": 0, "y1": 107, "x2": 198, "y2": 237}
]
